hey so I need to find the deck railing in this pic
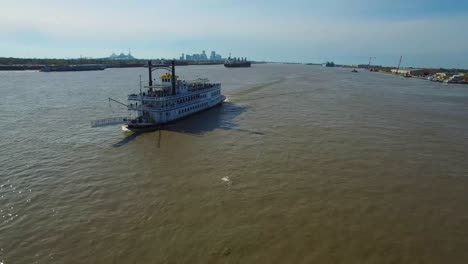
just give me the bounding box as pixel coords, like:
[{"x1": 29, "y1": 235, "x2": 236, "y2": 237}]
[{"x1": 91, "y1": 117, "x2": 128, "y2": 128}]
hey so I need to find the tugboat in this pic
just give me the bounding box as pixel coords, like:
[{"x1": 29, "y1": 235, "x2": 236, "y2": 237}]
[
  {"x1": 224, "y1": 56, "x2": 251, "y2": 68},
  {"x1": 92, "y1": 60, "x2": 225, "y2": 132}
]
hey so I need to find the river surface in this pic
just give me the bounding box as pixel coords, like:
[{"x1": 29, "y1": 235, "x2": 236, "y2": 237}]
[{"x1": 1, "y1": 64, "x2": 468, "y2": 263}]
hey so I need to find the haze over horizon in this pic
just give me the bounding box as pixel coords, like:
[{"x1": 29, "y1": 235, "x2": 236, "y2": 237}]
[{"x1": 1, "y1": 0, "x2": 468, "y2": 68}]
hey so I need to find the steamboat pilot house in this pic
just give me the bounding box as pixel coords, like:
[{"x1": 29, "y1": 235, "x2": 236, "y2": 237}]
[{"x1": 126, "y1": 60, "x2": 225, "y2": 130}]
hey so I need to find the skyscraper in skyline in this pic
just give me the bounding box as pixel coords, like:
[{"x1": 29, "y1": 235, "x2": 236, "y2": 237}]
[{"x1": 201, "y1": 50, "x2": 207, "y2": 60}]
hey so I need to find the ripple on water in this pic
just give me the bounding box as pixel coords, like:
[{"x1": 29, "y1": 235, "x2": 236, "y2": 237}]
[
  {"x1": 1, "y1": 65, "x2": 468, "y2": 263},
  {"x1": 0, "y1": 182, "x2": 33, "y2": 226}
]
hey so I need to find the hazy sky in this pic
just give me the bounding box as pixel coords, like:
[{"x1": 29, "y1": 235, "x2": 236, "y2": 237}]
[{"x1": 1, "y1": 0, "x2": 468, "y2": 68}]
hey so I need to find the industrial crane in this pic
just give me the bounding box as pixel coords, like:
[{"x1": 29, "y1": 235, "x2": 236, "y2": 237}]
[{"x1": 368, "y1": 56, "x2": 376, "y2": 68}]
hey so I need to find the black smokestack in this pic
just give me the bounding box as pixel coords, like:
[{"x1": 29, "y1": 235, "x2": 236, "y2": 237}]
[
  {"x1": 148, "y1": 60, "x2": 153, "y2": 86},
  {"x1": 171, "y1": 60, "x2": 176, "y2": 95}
]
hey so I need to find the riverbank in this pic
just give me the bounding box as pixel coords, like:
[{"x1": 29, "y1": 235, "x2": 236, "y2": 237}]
[
  {"x1": 0, "y1": 57, "x2": 226, "y2": 71},
  {"x1": 0, "y1": 65, "x2": 43, "y2": 71},
  {"x1": 371, "y1": 68, "x2": 468, "y2": 85}
]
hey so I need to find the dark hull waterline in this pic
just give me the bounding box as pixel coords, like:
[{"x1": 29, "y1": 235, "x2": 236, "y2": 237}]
[
  {"x1": 224, "y1": 62, "x2": 251, "y2": 68},
  {"x1": 125, "y1": 100, "x2": 225, "y2": 132}
]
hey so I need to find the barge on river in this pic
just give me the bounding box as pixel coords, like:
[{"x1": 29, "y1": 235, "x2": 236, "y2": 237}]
[
  {"x1": 224, "y1": 57, "x2": 251, "y2": 68},
  {"x1": 41, "y1": 64, "x2": 106, "y2": 72}
]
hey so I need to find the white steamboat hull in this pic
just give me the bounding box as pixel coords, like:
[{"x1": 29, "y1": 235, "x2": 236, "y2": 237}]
[{"x1": 126, "y1": 94, "x2": 225, "y2": 132}]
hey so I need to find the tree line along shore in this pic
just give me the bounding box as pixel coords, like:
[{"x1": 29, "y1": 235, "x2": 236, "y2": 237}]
[{"x1": 0, "y1": 57, "x2": 227, "y2": 71}]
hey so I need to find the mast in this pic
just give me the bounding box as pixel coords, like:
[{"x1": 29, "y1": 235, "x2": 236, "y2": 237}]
[
  {"x1": 171, "y1": 60, "x2": 176, "y2": 95},
  {"x1": 368, "y1": 56, "x2": 376, "y2": 68},
  {"x1": 396, "y1": 55, "x2": 403, "y2": 74},
  {"x1": 148, "y1": 60, "x2": 153, "y2": 86}
]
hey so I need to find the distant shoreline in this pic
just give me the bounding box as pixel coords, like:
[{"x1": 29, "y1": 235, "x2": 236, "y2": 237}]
[
  {"x1": 1, "y1": 57, "x2": 466, "y2": 77},
  {"x1": 0, "y1": 57, "x2": 232, "y2": 71}
]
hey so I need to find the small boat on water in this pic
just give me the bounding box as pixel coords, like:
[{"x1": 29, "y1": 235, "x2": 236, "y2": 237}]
[
  {"x1": 351, "y1": 69, "x2": 358, "y2": 73},
  {"x1": 92, "y1": 60, "x2": 225, "y2": 132}
]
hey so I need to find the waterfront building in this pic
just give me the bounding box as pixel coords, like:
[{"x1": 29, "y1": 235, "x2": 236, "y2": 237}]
[
  {"x1": 391, "y1": 68, "x2": 438, "y2": 77},
  {"x1": 447, "y1": 74, "x2": 465, "y2": 83},
  {"x1": 107, "y1": 51, "x2": 136, "y2": 60}
]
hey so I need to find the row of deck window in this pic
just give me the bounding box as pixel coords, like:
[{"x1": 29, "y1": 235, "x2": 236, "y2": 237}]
[
  {"x1": 131, "y1": 90, "x2": 218, "y2": 110},
  {"x1": 134, "y1": 92, "x2": 209, "y2": 109},
  {"x1": 178, "y1": 102, "x2": 209, "y2": 114},
  {"x1": 177, "y1": 93, "x2": 207, "y2": 104}
]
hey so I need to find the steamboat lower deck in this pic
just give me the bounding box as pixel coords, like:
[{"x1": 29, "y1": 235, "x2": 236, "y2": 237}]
[{"x1": 125, "y1": 94, "x2": 225, "y2": 132}]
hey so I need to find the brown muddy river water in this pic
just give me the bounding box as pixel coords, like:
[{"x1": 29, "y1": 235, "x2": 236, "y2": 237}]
[{"x1": 1, "y1": 64, "x2": 467, "y2": 263}]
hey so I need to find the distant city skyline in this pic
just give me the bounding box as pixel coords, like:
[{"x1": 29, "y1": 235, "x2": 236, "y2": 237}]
[
  {"x1": 181, "y1": 50, "x2": 224, "y2": 61},
  {"x1": 1, "y1": 0, "x2": 468, "y2": 68}
]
